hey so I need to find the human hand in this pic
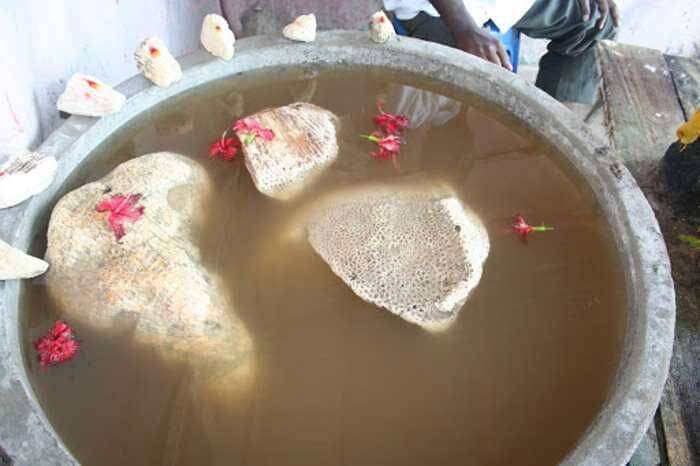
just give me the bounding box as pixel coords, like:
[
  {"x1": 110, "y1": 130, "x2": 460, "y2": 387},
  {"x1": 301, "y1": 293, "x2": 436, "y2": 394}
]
[
  {"x1": 578, "y1": 0, "x2": 621, "y2": 30},
  {"x1": 454, "y1": 27, "x2": 512, "y2": 71}
]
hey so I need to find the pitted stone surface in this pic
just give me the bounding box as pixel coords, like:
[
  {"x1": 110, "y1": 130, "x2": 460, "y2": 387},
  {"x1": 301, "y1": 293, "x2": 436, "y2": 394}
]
[
  {"x1": 237, "y1": 102, "x2": 339, "y2": 200},
  {"x1": 307, "y1": 186, "x2": 489, "y2": 331}
]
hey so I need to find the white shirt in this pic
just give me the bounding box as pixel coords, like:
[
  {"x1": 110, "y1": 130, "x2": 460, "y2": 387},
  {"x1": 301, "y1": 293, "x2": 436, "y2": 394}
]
[{"x1": 384, "y1": 0, "x2": 535, "y2": 32}]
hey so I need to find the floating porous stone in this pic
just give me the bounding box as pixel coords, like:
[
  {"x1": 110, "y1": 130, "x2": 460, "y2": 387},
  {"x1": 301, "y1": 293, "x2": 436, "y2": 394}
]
[
  {"x1": 135, "y1": 37, "x2": 183, "y2": 88},
  {"x1": 282, "y1": 14, "x2": 317, "y2": 42},
  {"x1": 46, "y1": 152, "x2": 253, "y2": 384},
  {"x1": 307, "y1": 185, "x2": 490, "y2": 331},
  {"x1": 0, "y1": 151, "x2": 57, "y2": 209},
  {"x1": 201, "y1": 14, "x2": 236, "y2": 60},
  {"x1": 56, "y1": 73, "x2": 126, "y2": 117},
  {"x1": 236, "y1": 102, "x2": 339, "y2": 200}
]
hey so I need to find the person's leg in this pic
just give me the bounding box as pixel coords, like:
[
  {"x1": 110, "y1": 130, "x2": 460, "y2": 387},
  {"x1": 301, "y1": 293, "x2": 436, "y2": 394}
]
[
  {"x1": 515, "y1": 0, "x2": 617, "y2": 103},
  {"x1": 399, "y1": 12, "x2": 456, "y2": 48}
]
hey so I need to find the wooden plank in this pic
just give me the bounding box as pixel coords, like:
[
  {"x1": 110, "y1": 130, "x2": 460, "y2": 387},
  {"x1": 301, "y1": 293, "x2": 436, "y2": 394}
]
[
  {"x1": 654, "y1": 224, "x2": 700, "y2": 466},
  {"x1": 666, "y1": 55, "x2": 700, "y2": 118},
  {"x1": 597, "y1": 40, "x2": 686, "y2": 186},
  {"x1": 658, "y1": 53, "x2": 700, "y2": 466},
  {"x1": 659, "y1": 376, "x2": 696, "y2": 466},
  {"x1": 600, "y1": 44, "x2": 700, "y2": 465}
]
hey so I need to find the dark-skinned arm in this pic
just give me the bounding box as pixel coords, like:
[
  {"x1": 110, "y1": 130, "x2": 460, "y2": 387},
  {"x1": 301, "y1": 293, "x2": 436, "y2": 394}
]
[{"x1": 429, "y1": 0, "x2": 512, "y2": 70}]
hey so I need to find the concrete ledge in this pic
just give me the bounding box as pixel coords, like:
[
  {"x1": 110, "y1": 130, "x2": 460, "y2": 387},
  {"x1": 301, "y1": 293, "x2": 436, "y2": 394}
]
[{"x1": 0, "y1": 31, "x2": 675, "y2": 465}]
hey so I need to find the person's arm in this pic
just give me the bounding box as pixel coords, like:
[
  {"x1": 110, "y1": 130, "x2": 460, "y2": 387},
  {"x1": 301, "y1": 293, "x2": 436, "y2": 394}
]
[{"x1": 429, "y1": 0, "x2": 512, "y2": 70}]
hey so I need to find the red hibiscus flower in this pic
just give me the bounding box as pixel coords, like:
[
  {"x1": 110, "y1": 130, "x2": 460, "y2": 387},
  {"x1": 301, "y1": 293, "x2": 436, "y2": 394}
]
[
  {"x1": 209, "y1": 131, "x2": 242, "y2": 161},
  {"x1": 34, "y1": 321, "x2": 79, "y2": 368},
  {"x1": 373, "y1": 101, "x2": 409, "y2": 135},
  {"x1": 96, "y1": 193, "x2": 145, "y2": 241},
  {"x1": 512, "y1": 214, "x2": 554, "y2": 240},
  {"x1": 361, "y1": 131, "x2": 402, "y2": 168},
  {"x1": 232, "y1": 117, "x2": 275, "y2": 144}
]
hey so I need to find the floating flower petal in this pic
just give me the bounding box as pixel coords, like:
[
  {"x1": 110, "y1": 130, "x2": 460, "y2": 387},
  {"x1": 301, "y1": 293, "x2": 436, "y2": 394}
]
[
  {"x1": 361, "y1": 131, "x2": 402, "y2": 167},
  {"x1": 96, "y1": 193, "x2": 145, "y2": 240},
  {"x1": 34, "y1": 321, "x2": 79, "y2": 368},
  {"x1": 232, "y1": 117, "x2": 275, "y2": 144},
  {"x1": 512, "y1": 214, "x2": 554, "y2": 240},
  {"x1": 209, "y1": 133, "x2": 242, "y2": 161},
  {"x1": 373, "y1": 101, "x2": 409, "y2": 135}
]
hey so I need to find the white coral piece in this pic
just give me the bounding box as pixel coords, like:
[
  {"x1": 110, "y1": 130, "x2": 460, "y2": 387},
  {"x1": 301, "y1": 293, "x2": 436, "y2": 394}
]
[
  {"x1": 282, "y1": 13, "x2": 317, "y2": 43},
  {"x1": 56, "y1": 74, "x2": 126, "y2": 117},
  {"x1": 369, "y1": 11, "x2": 396, "y2": 43},
  {"x1": 135, "y1": 36, "x2": 183, "y2": 88},
  {"x1": 201, "y1": 14, "x2": 235, "y2": 60},
  {"x1": 0, "y1": 151, "x2": 57, "y2": 209},
  {"x1": 307, "y1": 185, "x2": 489, "y2": 332},
  {"x1": 0, "y1": 238, "x2": 48, "y2": 280}
]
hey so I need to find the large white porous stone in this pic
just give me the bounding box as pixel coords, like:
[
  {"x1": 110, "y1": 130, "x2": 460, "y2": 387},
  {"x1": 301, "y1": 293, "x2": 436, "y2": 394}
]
[
  {"x1": 307, "y1": 185, "x2": 490, "y2": 331},
  {"x1": 46, "y1": 152, "x2": 253, "y2": 386},
  {"x1": 236, "y1": 102, "x2": 339, "y2": 201}
]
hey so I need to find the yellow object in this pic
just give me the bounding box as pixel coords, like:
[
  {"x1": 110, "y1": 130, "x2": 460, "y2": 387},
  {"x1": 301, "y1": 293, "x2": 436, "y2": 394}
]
[{"x1": 677, "y1": 108, "x2": 700, "y2": 147}]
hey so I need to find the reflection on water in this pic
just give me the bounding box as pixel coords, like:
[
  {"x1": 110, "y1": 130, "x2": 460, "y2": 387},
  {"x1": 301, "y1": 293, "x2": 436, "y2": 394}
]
[
  {"x1": 23, "y1": 69, "x2": 625, "y2": 466},
  {"x1": 387, "y1": 84, "x2": 462, "y2": 129}
]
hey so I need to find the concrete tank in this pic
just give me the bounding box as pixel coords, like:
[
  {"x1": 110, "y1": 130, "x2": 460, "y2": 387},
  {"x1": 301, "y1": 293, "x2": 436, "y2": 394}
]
[{"x1": 0, "y1": 32, "x2": 675, "y2": 465}]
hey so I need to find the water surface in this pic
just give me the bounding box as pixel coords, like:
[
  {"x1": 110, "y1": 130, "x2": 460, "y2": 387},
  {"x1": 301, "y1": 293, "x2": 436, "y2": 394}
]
[{"x1": 23, "y1": 68, "x2": 625, "y2": 466}]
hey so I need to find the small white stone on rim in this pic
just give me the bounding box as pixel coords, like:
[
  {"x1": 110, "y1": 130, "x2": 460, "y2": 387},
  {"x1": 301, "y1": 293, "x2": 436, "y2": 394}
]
[
  {"x1": 201, "y1": 14, "x2": 236, "y2": 60},
  {"x1": 0, "y1": 238, "x2": 48, "y2": 280},
  {"x1": 369, "y1": 11, "x2": 396, "y2": 43},
  {"x1": 282, "y1": 14, "x2": 317, "y2": 43},
  {"x1": 56, "y1": 74, "x2": 126, "y2": 117},
  {"x1": 135, "y1": 36, "x2": 183, "y2": 88},
  {"x1": 0, "y1": 152, "x2": 57, "y2": 209}
]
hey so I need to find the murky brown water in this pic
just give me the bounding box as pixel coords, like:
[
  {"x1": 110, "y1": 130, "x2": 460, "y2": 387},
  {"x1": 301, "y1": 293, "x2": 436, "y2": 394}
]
[{"x1": 22, "y1": 68, "x2": 625, "y2": 466}]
